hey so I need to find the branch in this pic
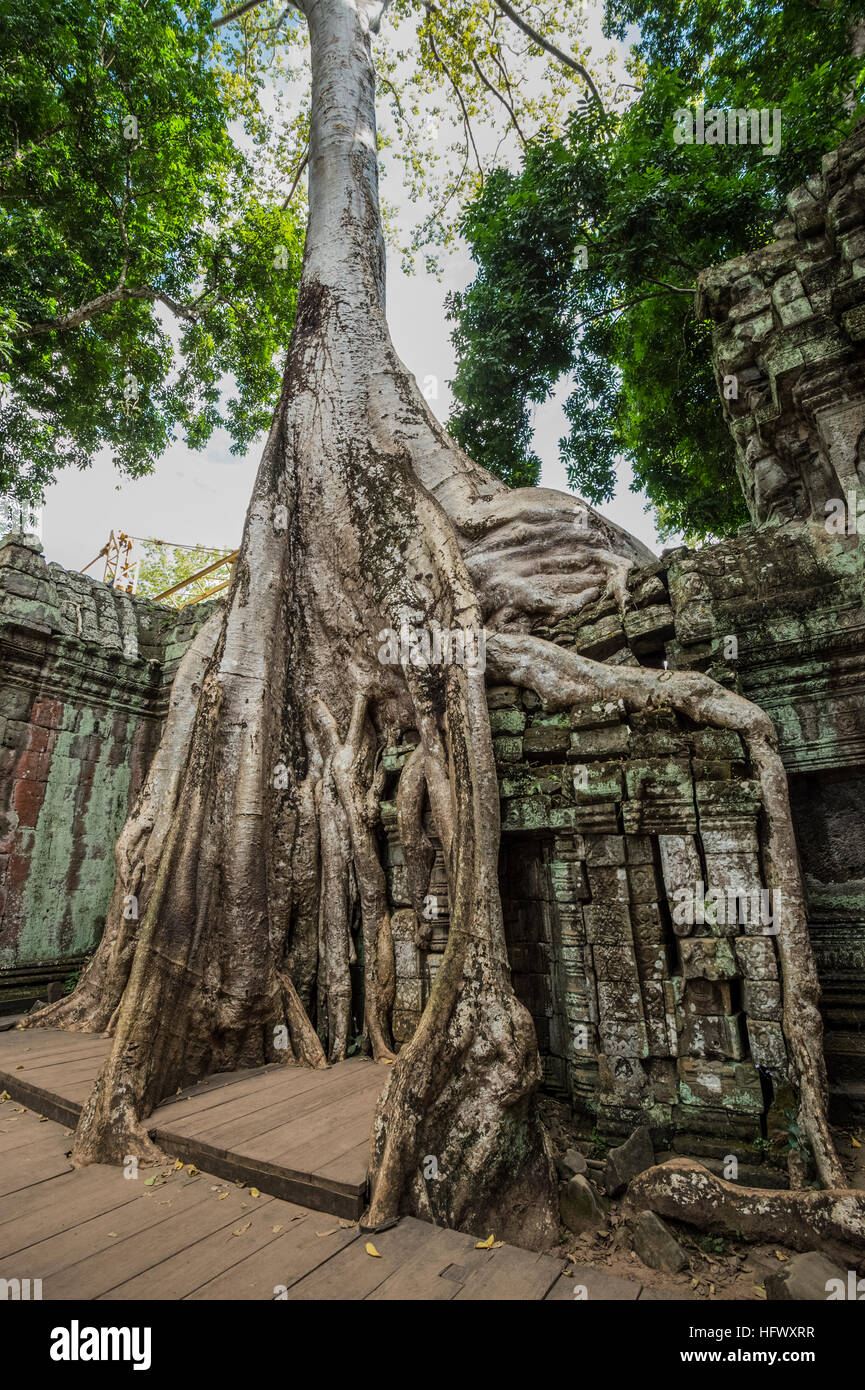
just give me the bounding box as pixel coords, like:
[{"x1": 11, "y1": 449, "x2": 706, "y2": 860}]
[
  {"x1": 427, "y1": 31, "x2": 484, "y2": 183},
  {"x1": 22, "y1": 285, "x2": 203, "y2": 336},
  {"x1": 0, "y1": 121, "x2": 66, "y2": 176},
  {"x1": 576, "y1": 287, "x2": 691, "y2": 329},
  {"x1": 281, "y1": 142, "x2": 309, "y2": 208},
  {"x1": 471, "y1": 57, "x2": 526, "y2": 146},
  {"x1": 645, "y1": 276, "x2": 696, "y2": 295},
  {"x1": 212, "y1": 0, "x2": 269, "y2": 28},
  {"x1": 491, "y1": 0, "x2": 607, "y2": 118}
]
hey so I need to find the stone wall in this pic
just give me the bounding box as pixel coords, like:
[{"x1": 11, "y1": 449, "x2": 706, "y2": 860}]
[
  {"x1": 377, "y1": 514, "x2": 865, "y2": 1154},
  {"x1": 698, "y1": 116, "x2": 865, "y2": 527},
  {"x1": 0, "y1": 533, "x2": 214, "y2": 1012}
]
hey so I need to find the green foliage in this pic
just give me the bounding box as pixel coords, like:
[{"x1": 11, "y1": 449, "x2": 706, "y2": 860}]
[
  {"x1": 0, "y1": 0, "x2": 304, "y2": 507},
  {"x1": 448, "y1": 0, "x2": 865, "y2": 539}
]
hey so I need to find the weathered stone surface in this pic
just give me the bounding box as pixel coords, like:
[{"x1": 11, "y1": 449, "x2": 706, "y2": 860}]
[
  {"x1": 631, "y1": 1210, "x2": 688, "y2": 1274},
  {"x1": 604, "y1": 1125, "x2": 655, "y2": 1196},
  {"x1": 556, "y1": 1147, "x2": 588, "y2": 1180},
  {"x1": 559, "y1": 1175, "x2": 608, "y2": 1235},
  {"x1": 765, "y1": 1251, "x2": 849, "y2": 1302},
  {"x1": 0, "y1": 535, "x2": 217, "y2": 1003}
]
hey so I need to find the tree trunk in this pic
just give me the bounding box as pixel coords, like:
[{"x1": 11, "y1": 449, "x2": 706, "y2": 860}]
[{"x1": 21, "y1": 0, "x2": 848, "y2": 1244}]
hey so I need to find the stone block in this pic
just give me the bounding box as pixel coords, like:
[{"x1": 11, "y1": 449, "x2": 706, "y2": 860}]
[{"x1": 746, "y1": 1018, "x2": 788, "y2": 1072}]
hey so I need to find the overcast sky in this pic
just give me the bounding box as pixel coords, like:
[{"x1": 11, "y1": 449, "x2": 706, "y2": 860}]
[{"x1": 40, "y1": 4, "x2": 669, "y2": 577}]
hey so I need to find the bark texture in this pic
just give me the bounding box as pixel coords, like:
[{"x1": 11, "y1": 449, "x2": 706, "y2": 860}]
[
  {"x1": 625, "y1": 1159, "x2": 865, "y2": 1265},
  {"x1": 20, "y1": 0, "x2": 850, "y2": 1244}
]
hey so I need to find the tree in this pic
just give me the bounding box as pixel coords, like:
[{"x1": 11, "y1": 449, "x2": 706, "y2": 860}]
[
  {"x1": 21, "y1": 0, "x2": 849, "y2": 1245},
  {"x1": 447, "y1": 0, "x2": 865, "y2": 540},
  {"x1": 136, "y1": 541, "x2": 235, "y2": 605},
  {"x1": 0, "y1": 0, "x2": 304, "y2": 508}
]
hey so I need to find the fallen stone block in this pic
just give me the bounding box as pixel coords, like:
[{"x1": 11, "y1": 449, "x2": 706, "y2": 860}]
[
  {"x1": 605, "y1": 1124, "x2": 655, "y2": 1197},
  {"x1": 765, "y1": 1251, "x2": 849, "y2": 1301},
  {"x1": 632, "y1": 1210, "x2": 688, "y2": 1274},
  {"x1": 559, "y1": 1175, "x2": 607, "y2": 1235}
]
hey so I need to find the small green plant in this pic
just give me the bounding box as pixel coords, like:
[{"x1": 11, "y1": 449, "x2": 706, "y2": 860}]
[{"x1": 694, "y1": 1233, "x2": 729, "y2": 1256}]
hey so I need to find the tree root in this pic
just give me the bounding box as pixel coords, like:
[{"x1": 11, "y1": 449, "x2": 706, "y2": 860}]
[{"x1": 624, "y1": 1159, "x2": 865, "y2": 1266}]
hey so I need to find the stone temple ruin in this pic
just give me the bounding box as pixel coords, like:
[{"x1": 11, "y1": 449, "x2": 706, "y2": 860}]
[{"x1": 2, "y1": 121, "x2": 865, "y2": 1187}]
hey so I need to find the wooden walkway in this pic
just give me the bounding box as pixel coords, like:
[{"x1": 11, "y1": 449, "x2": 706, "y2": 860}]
[
  {"x1": 0, "y1": 1027, "x2": 383, "y2": 1219},
  {"x1": 0, "y1": 1029, "x2": 662, "y2": 1300},
  {"x1": 0, "y1": 1103, "x2": 640, "y2": 1300}
]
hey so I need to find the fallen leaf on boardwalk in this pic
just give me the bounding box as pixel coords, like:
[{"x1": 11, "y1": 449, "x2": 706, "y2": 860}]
[
  {"x1": 250, "y1": 1187, "x2": 261, "y2": 1198},
  {"x1": 566, "y1": 1254, "x2": 577, "y2": 1264},
  {"x1": 490, "y1": 1241, "x2": 504, "y2": 1249},
  {"x1": 272, "y1": 1225, "x2": 283, "y2": 1234},
  {"x1": 217, "y1": 1192, "x2": 229, "y2": 1201},
  {"x1": 316, "y1": 1226, "x2": 340, "y2": 1238},
  {"x1": 232, "y1": 1221, "x2": 252, "y2": 1236},
  {"x1": 381, "y1": 1058, "x2": 395, "y2": 1064},
  {"x1": 338, "y1": 1219, "x2": 356, "y2": 1229},
  {"x1": 144, "y1": 1177, "x2": 156, "y2": 1186},
  {"x1": 174, "y1": 1160, "x2": 184, "y2": 1171},
  {"x1": 0, "y1": 1091, "x2": 9, "y2": 1102},
  {"x1": 365, "y1": 1243, "x2": 381, "y2": 1257},
  {"x1": 774, "y1": 1250, "x2": 787, "y2": 1261},
  {"x1": 755, "y1": 1286, "x2": 766, "y2": 1299},
  {"x1": 107, "y1": 1232, "x2": 118, "y2": 1238},
  {"x1": 475, "y1": 1233, "x2": 495, "y2": 1249},
  {"x1": 186, "y1": 1164, "x2": 199, "y2": 1176}
]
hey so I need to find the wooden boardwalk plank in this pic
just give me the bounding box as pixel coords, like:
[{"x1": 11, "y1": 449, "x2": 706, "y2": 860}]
[
  {"x1": 544, "y1": 1266, "x2": 642, "y2": 1300},
  {"x1": 168, "y1": 1062, "x2": 380, "y2": 1147},
  {"x1": 0, "y1": 1130, "x2": 74, "y2": 1198},
  {"x1": 365, "y1": 1225, "x2": 481, "y2": 1300},
  {"x1": 185, "y1": 1216, "x2": 359, "y2": 1300},
  {"x1": 453, "y1": 1243, "x2": 563, "y2": 1300},
  {"x1": 106, "y1": 1200, "x2": 320, "y2": 1300},
  {"x1": 32, "y1": 1181, "x2": 272, "y2": 1300},
  {"x1": 284, "y1": 1217, "x2": 454, "y2": 1300}
]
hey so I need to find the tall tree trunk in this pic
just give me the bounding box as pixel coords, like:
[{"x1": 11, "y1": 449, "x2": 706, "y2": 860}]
[{"x1": 22, "y1": 0, "x2": 846, "y2": 1243}]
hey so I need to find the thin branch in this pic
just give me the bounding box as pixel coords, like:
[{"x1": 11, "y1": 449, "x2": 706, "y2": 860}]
[
  {"x1": 427, "y1": 31, "x2": 483, "y2": 183},
  {"x1": 22, "y1": 285, "x2": 203, "y2": 336},
  {"x1": 213, "y1": 0, "x2": 269, "y2": 28},
  {"x1": 645, "y1": 276, "x2": 695, "y2": 295},
  {"x1": 471, "y1": 57, "x2": 526, "y2": 146},
  {"x1": 281, "y1": 142, "x2": 309, "y2": 208},
  {"x1": 491, "y1": 0, "x2": 607, "y2": 118},
  {"x1": 0, "y1": 121, "x2": 66, "y2": 176},
  {"x1": 576, "y1": 287, "x2": 689, "y2": 328}
]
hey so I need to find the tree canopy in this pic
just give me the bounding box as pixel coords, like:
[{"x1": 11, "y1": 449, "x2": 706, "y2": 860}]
[
  {"x1": 447, "y1": 0, "x2": 865, "y2": 540},
  {"x1": 0, "y1": 0, "x2": 304, "y2": 509}
]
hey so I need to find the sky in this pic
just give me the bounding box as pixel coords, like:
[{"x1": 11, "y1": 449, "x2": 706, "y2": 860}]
[{"x1": 39, "y1": 3, "x2": 669, "y2": 578}]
